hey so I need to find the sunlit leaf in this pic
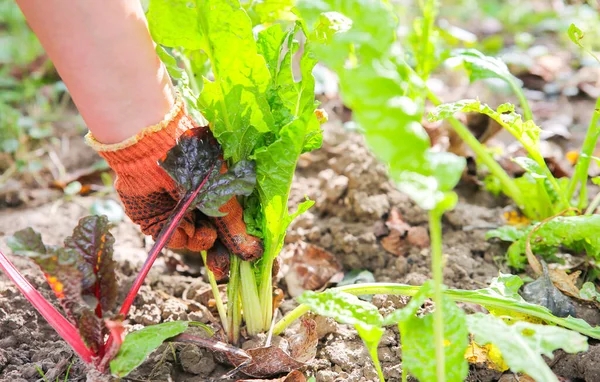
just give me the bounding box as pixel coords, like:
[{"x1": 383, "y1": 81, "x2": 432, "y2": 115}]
[
  {"x1": 467, "y1": 313, "x2": 588, "y2": 382},
  {"x1": 110, "y1": 321, "x2": 190, "y2": 377},
  {"x1": 401, "y1": 296, "x2": 469, "y2": 382}
]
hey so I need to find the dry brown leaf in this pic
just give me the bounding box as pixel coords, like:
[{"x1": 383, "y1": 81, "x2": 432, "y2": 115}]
[
  {"x1": 236, "y1": 370, "x2": 307, "y2": 382},
  {"x1": 381, "y1": 208, "x2": 430, "y2": 256},
  {"x1": 227, "y1": 319, "x2": 318, "y2": 378},
  {"x1": 498, "y1": 374, "x2": 536, "y2": 382},
  {"x1": 548, "y1": 269, "x2": 581, "y2": 299},
  {"x1": 284, "y1": 242, "x2": 343, "y2": 297},
  {"x1": 289, "y1": 318, "x2": 318, "y2": 363}
]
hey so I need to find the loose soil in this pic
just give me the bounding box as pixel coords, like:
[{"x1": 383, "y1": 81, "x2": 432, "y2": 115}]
[{"x1": 2, "y1": 110, "x2": 600, "y2": 381}]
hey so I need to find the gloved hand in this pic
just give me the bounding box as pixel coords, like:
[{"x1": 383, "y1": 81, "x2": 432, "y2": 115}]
[{"x1": 85, "y1": 94, "x2": 263, "y2": 268}]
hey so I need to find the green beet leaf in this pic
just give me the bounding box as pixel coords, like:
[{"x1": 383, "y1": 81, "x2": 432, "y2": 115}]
[
  {"x1": 256, "y1": 112, "x2": 318, "y2": 264},
  {"x1": 428, "y1": 99, "x2": 568, "y2": 213},
  {"x1": 242, "y1": 0, "x2": 296, "y2": 25},
  {"x1": 146, "y1": 0, "x2": 203, "y2": 50},
  {"x1": 297, "y1": 0, "x2": 465, "y2": 212},
  {"x1": 400, "y1": 296, "x2": 469, "y2": 382},
  {"x1": 491, "y1": 215, "x2": 600, "y2": 268},
  {"x1": 486, "y1": 226, "x2": 527, "y2": 243},
  {"x1": 447, "y1": 49, "x2": 532, "y2": 119},
  {"x1": 298, "y1": 289, "x2": 386, "y2": 381},
  {"x1": 298, "y1": 289, "x2": 383, "y2": 330},
  {"x1": 194, "y1": 0, "x2": 274, "y2": 162},
  {"x1": 110, "y1": 321, "x2": 190, "y2": 377},
  {"x1": 467, "y1": 313, "x2": 588, "y2": 382},
  {"x1": 429, "y1": 100, "x2": 541, "y2": 161},
  {"x1": 449, "y1": 48, "x2": 518, "y2": 87}
]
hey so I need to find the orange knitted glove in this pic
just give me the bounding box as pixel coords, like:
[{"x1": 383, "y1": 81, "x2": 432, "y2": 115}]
[{"x1": 85, "y1": 95, "x2": 262, "y2": 261}]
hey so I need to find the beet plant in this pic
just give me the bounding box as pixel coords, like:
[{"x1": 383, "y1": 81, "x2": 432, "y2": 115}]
[
  {"x1": 146, "y1": 0, "x2": 323, "y2": 342},
  {"x1": 0, "y1": 127, "x2": 258, "y2": 377}
]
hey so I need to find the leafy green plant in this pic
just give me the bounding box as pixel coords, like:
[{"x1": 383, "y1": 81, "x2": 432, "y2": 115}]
[
  {"x1": 488, "y1": 215, "x2": 600, "y2": 269},
  {"x1": 279, "y1": 275, "x2": 594, "y2": 382},
  {"x1": 146, "y1": 0, "x2": 323, "y2": 341},
  {"x1": 428, "y1": 99, "x2": 569, "y2": 219},
  {"x1": 270, "y1": 1, "x2": 600, "y2": 381}
]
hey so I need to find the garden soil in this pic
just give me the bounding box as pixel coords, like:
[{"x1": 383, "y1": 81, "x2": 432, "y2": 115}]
[{"x1": 2, "y1": 117, "x2": 600, "y2": 381}]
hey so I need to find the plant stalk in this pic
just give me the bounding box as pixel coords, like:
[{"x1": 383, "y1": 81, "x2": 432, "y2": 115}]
[
  {"x1": 0, "y1": 250, "x2": 94, "y2": 363},
  {"x1": 227, "y1": 256, "x2": 242, "y2": 344},
  {"x1": 426, "y1": 89, "x2": 526, "y2": 209},
  {"x1": 368, "y1": 340, "x2": 385, "y2": 382},
  {"x1": 566, "y1": 97, "x2": 600, "y2": 208},
  {"x1": 429, "y1": 210, "x2": 446, "y2": 382},
  {"x1": 239, "y1": 260, "x2": 264, "y2": 335},
  {"x1": 106, "y1": 162, "x2": 216, "y2": 353},
  {"x1": 119, "y1": 163, "x2": 214, "y2": 317},
  {"x1": 258, "y1": 256, "x2": 275, "y2": 331},
  {"x1": 586, "y1": 191, "x2": 600, "y2": 215},
  {"x1": 508, "y1": 79, "x2": 533, "y2": 122},
  {"x1": 274, "y1": 283, "x2": 600, "y2": 339},
  {"x1": 201, "y1": 250, "x2": 228, "y2": 334}
]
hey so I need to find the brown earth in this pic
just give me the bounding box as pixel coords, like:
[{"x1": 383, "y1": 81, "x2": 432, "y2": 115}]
[{"x1": 1, "y1": 118, "x2": 600, "y2": 382}]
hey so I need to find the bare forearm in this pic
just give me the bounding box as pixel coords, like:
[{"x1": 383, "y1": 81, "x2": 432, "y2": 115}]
[{"x1": 16, "y1": 0, "x2": 174, "y2": 143}]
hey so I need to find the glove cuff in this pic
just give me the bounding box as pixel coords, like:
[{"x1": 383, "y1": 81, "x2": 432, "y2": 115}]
[{"x1": 84, "y1": 93, "x2": 190, "y2": 169}]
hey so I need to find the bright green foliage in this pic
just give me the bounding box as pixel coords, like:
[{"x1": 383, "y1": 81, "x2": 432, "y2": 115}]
[
  {"x1": 444, "y1": 275, "x2": 600, "y2": 339},
  {"x1": 568, "y1": 23, "x2": 600, "y2": 63},
  {"x1": 401, "y1": 296, "x2": 469, "y2": 382},
  {"x1": 110, "y1": 321, "x2": 190, "y2": 377},
  {"x1": 450, "y1": 49, "x2": 517, "y2": 86},
  {"x1": 448, "y1": 49, "x2": 532, "y2": 120},
  {"x1": 148, "y1": 0, "x2": 274, "y2": 162},
  {"x1": 568, "y1": 23, "x2": 585, "y2": 48},
  {"x1": 241, "y1": 0, "x2": 296, "y2": 25},
  {"x1": 298, "y1": 0, "x2": 465, "y2": 212},
  {"x1": 155, "y1": 46, "x2": 207, "y2": 125},
  {"x1": 147, "y1": 1, "x2": 203, "y2": 50},
  {"x1": 429, "y1": 100, "x2": 540, "y2": 160},
  {"x1": 429, "y1": 99, "x2": 568, "y2": 217},
  {"x1": 467, "y1": 313, "x2": 588, "y2": 382},
  {"x1": 488, "y1": 215, "x2": 600, "y2": 268},
  {"x1": 512, "y1": 157, "x2": 562, "y2": 219},
  {"x1": 148, "y1": 0, "x2": 323, "y2": 334},
  {"x1": 298, "y1": 290, "x2": 383, "y2": 329},
  {"x1": 384, "y1": 281, "x2": 468, "y2": 382}
]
